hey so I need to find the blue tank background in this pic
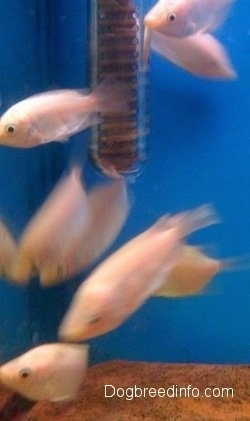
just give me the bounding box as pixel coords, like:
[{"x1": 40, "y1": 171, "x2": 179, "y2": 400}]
[{"x1": 0, "y1": 0, "x2": 249, "y2": 364}]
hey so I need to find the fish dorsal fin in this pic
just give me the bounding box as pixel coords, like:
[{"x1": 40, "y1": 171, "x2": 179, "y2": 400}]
[{"x1": 150, "y1": 214, "x2": 171, "y2": 232}]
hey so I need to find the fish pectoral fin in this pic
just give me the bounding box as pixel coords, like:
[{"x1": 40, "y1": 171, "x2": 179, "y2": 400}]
[
  {"x1": 30, "y1": 117, "x2": 74, "y2": 144},
  {"x1": 197, "y1": 25, "x2": 210, "y2": 35},
  {"x1": 52, "y1": 113, "x2": 102, "y2": 142},
  {"x1": 189, "y1": 19, "x2": 198, "y2": 34},
  {"x1": 56, "y1": 113, "x2": 103, "y2": 142}
]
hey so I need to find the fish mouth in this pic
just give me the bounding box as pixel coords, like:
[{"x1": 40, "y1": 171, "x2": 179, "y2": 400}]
[
  {"x1": 0, "y1": 364, "x2": 14, "y2": 389},
  {"x1": 58, "y1": 318, "x2": 87, "y2": 342},
  {"x1": 144, "y1": 13, "x2": 165, "y2": 29},
  {"x1": 144, "y1": 14, "x2": 159, "y2": 29}
]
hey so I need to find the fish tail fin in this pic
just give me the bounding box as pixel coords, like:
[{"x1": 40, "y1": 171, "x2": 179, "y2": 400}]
[
  {"x1": 92, "y1": 77, "x2": 130, "y2": 113},
  {"x1": 85, "y1": 112, "x2": 103, "y2": 126},
  {"x1": 221, "y1": 252, "x2": 250, "y2": 273}
]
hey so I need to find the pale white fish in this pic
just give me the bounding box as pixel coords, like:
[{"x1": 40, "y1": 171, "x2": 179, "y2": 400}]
[
  {"x1": 11, "y1": 167, "x2": 89, "y2": 284},
  {"x1": 151, "y1": 30, "x2": 237, "y2": 79},
  {"x1": 144, "y1": 0, "x2": 235, "y2": 38},
  {"x1": 0, "y1": 343, "x2": 89, "y2": 402},
  {"x1": 155, "y1": 245, "x2": 250, "y2": 297},
  {"x1": 0, "y1": 77, "x2": 129, "y2": 148},
  {"x1": 40, "y1": 179, "x2": 130, "y2": 286},
  {"x1": 0, "y1": 219, "x2": 18, "y2": 279},
  {"x1": 59, "y1": 204, "x2": 218, "y2": 341}
]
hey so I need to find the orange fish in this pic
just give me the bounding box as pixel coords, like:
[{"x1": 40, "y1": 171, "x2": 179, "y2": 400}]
[
  {"x1": 11, "y1": 167, "x2": 89, "y2": 284},
  {"x1": 0, "y1": 343, "x2": 89, "y2": 402},
  {"x1": 144, "y1": 0, "x2": 235, "y2": 38},
  {"x1": 39, "y1": 179, "x2": 130, "y2": 286},
  {"x1": 0, "y1": 78, "x2": 129, "y2": 147},
  {"x1": 59, "y1": 204, "x2": 218, "y2": 341}
]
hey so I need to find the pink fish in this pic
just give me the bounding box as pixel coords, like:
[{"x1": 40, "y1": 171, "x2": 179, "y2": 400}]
[
  {"x1": 0, "y1": 78, "x2": 129, "y2": 148},
  {"x1": 39, "y1": 179, "x2": 130, "y2": 286},
  {"x1": 0, "y1": 343, "x2": 89, "y2": 402},
  {"x1": 11, "y1": 167, "x2": 89, "y2": 284},
  {"x1": 144, "y1": 0, "x2": 235, "y2": 38},
  {"x1": 59, "y1": 204, "x2": 218, "y2": 341},
  {"x1": 151, "y1": 30, "x2": 237, "y2": 79}
]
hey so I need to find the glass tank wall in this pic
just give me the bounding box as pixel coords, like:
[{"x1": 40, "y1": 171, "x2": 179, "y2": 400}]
[{"x1": 0, "y1": 0, "x2": 249, "y2": 366}]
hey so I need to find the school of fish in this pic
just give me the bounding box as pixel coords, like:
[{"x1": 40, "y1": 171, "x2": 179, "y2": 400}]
[{"x1": 0, "y1": 0, "x2": 244, "y2": 406}]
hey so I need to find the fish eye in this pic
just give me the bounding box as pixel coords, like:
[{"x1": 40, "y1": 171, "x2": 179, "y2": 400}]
[
  {"x1": 19, "y1": 367, "x2": 31, "y2": 379},
  {"x1": 168, "y1": 13, "x2": 176, "y2": 22},
  {"x1": 5, "y1": 124, "x2": 16, "y2": 135}
]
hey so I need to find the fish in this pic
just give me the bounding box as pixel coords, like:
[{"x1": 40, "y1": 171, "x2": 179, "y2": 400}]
[
  {"x1": 0, "y1": 343, "x2": 89, "y2": 402},
  {"x1": 39, "y1": 179, "x2": 130, "y2": 286},
  {"x1": 0, "y1": 219, "x2": 18, "y2": 279},
  {"x1": 0, "y1": 78, "x2": 129, "y2": 148},
  {"x1": 59, "y1": 204, "x2": 218, "y2": 341},
  {"x1": 11, "y1": 167, "x2": 89, "y2": 284},
  {"x1": 144, "y1": 0, "x2": 235, "y2": 38},
  {"x1": 150, "y1": 30, "x2": 237, "y2": 79}
]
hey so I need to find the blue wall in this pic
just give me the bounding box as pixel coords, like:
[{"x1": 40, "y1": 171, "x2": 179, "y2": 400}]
[{"x1": 0, "y1": 0, "x2": 249, "y2": 364}]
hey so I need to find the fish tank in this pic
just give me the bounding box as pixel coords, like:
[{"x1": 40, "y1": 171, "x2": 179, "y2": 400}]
[{"x1": 0, "y1": 0, "x2": 249, "y2": 418}]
